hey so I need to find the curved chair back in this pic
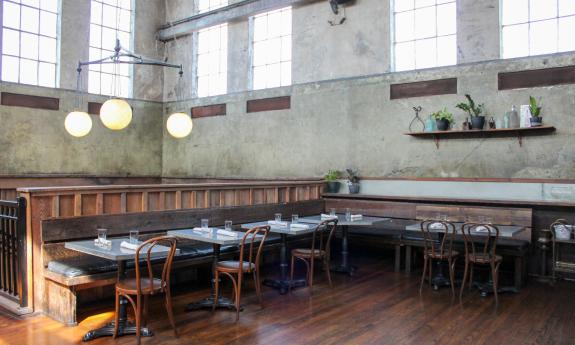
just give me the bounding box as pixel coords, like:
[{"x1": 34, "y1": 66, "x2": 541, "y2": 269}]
[
  {"x1": 420, "y1": 220, "x2": 456, "y2": 258},
  {"x1": 237, "y1": 225, "x2": 270, "y2": 277},
  {"x1": 550, "y1": 219, "x2": 569, "y2": 240},
  {"x1": 461, "y1": 223, "x2": 500, "y2": 259},
  {"x1": 134, "y1": 236, "x2": 178, "y2": 295},
  {"x1": 310, "y1": 219, "x2": 338, "y2": 261}
]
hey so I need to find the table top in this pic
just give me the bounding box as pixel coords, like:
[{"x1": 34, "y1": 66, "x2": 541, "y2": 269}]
[
  {"x1": 241, "y1": 221, "x2": 317, "y2": 235},
  {"x1": 404, "y1": 222, "x2": 525, "y2": 238},
  {"x1": 298, "y1": 214, "x2": 389, "y2": 226},
  {"x1": 167, "y1": 228, "x2": 246, "y2": 245},
  {"x1": 65, "y1": 238, "x2": 177, "y2": 261}
]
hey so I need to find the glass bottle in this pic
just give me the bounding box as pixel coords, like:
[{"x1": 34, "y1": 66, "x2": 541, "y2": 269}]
[
  {"x1": 506, "y1": 105, "x2": 520, "y2": 128},
  {"x1": 425, "y1": 115, "x2": 436, "y2": 132}
]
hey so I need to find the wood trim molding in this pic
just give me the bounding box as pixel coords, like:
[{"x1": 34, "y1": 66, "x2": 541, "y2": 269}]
[
  {"x1": 191, "y1": 103, "x2": 226, "y2": 118},
  {"x1": 356, "y1": 176, "x2": 575, "y2": 184},
  {"x1": 1, "y1": 92, "x2": 59, "y2": 110},
  {"x1": 390, "y1": 78, "x2": 457, "y2": 100},
  {"x1": 498, "y1": 65, "x2": 575, "y2": 90},
  {"x1": 247, "y1": 96, "x2": 290, "y2": 113}
]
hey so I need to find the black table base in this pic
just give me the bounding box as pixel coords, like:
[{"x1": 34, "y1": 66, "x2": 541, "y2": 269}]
[
  {"x1": 474, "y1": 281, "x2": 519, "y2": 297},
  {"x1": 331, "y1": 225, "x2": 357, "y2": 276},
  {"x1": 263, "y1": 278, "x2": 307, "y2": 295},
  {"x1": 82, "y1": 320, "x2": 152, "y2": 342},
  {"x1": 186, "y1": 296, "x2": 241, "y2": 311},
  {"x1": 331, "y1": 264, "x2": 357, "y2": 276}
]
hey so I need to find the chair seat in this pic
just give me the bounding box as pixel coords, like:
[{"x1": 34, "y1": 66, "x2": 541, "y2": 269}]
[
  {"x1": 292, "y1": 248, "x2": 326, "y2": 258},
  {"x1": 216, "y1": 260, "x2": 256, "y2": 272},
  {"x1": 117, "y1": 277, "x2": 164, "y2": 294},
  {"x1": 468, "y1": 253, "x2": 503, "y2": 264},
  {"x1": 425, "y1": 250, "x2": 459, "y2": 259}
]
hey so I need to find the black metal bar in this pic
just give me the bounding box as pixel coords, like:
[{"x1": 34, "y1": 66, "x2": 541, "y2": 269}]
[{"x1": 0, "y1": 197, "x2": 27, "y2": 307}]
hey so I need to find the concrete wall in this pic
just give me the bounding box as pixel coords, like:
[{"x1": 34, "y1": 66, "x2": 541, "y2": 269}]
[{"x1": 161, "y1": 0, "x2": 575, "y2": 179}]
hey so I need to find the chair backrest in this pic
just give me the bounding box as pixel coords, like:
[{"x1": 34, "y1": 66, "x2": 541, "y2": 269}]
[
  {"x1": 310, "y1": 219, "x2": 338, "y2": 259},
  {"x1": 461, "y1": 223, "x2": 500, "y2": 259},
  {"x1": 420, "y1": 220, "x2": 457, "y2": 257},
  {"x1": 134, "y1": 235, "x2": 178, "y2": 295},
  {"x1": 238, "y1": 225, "x2": 270, "y2": 275},
  {"x1": 550, "y1": 219, "x2": 569, "y2": 240}
]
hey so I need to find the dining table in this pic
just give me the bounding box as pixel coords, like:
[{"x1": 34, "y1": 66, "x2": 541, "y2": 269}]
[
  {"x1": 65, "y1": 238, "x2": 178, "y2": 342},
  {"x1": 298, "y1": 214, "x2": 389, "y2": 276},
  {"x1": 241, "y1": 220, "x2": 316, "y2": 295},
  {"x1": 403, "y1": 221, "x2": 526, "y2": 294},
  {"x1": 167, "y1": 227, "x2": 247, "y2": 311}
]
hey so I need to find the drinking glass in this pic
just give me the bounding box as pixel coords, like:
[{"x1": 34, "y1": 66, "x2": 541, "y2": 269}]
[
  {"x1": 97, "y1": 228, "x2": 107, "y2": 243},
  {"x1": 292, "y1": 214, "x2": 299, "y2": 223},
  {"x1": 201, "y1": 219, "x2": 209, "y2": 230},
  {"x1": 345, "y1": 208, "x2": 351, "y2": 221},
  {"x1": 225, "y1": 220, "x2": 233, "y2": 231},
  {"x1": 275, "y1": 213, "x2": 282, "y2": 222},
  {"x1": 129, "y1": 230, "x2": 139, "y2": 244},
  {"x1": 329, "y1": 208, "x2": 336, "y2": 217}
]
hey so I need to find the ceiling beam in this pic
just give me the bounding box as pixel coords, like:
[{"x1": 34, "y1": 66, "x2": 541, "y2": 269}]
[{"x1": 157, "y1": 0, "x2": 324, "y2": 42}]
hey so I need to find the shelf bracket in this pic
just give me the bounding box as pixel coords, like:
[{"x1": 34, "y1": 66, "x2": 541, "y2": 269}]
[
  {"x1": 518, "y1": 132, "x2": 523, "y2": 147},
  {"x1": 433, "y1": 135, "x2": 440, "y2": 149}
]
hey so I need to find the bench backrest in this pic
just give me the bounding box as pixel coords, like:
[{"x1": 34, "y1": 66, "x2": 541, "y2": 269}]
[{"x1": 415, "y1": 205, "x2": 532, "y2": 227}]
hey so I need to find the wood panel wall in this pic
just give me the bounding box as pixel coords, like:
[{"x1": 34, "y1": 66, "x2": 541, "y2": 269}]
[{"x1": 19, "y1": 180, "x2": 323, "y2": 312}]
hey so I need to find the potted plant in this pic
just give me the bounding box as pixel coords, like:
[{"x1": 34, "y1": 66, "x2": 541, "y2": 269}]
[
  {"x1": 324, "y1": 170, "x2": 342, "y2": 193},
  {"x1": 431, "y1": 108, "x2": 454, "y2": 131},
  {"x1": 346, "y1": 169, "x2": 360, "y2": 194},
  {"x1": 456, "y1": 94, "x2": 485, "y2": 130},
  {"x1": 529, "y1": 96, "x2": 543, "y2": 126}
]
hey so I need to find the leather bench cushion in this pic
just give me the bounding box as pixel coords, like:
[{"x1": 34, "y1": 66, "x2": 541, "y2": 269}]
[
  {"x1": 47, "y1": 256, "x2": 118, "y2": 278},
  {"x1": 349, "y1": 226, "x2": 402, "y2": 239}
]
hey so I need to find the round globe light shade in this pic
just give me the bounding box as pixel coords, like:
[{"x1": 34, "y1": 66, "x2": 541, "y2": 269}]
[
  {"x1": 166, "y1": 112, "x2": 193, "y2": 138},
  {"x1": 64, "y1": 111, "x2": 93, "y2": 137},
  {"x1": 100, "y1": 98, "x2": 132, "y2": 130}
]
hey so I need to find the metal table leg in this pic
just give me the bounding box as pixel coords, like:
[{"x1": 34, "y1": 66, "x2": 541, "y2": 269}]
[
  {"x1": 332, "y1": 225, "x2": 357, "y2": 276},
  {"x1": 263, "y1": 234, "x2": 306, "y2": 294}
]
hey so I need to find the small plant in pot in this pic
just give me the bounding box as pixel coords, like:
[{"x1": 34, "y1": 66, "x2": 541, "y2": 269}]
[
  {"x1": 431, "y1": 108, "x2": 454, "y2": 131},
  {"x1": 345, "y1": 169, "x2": 360, "y2": 194},
  {"x1": 456, "y1": 94, "x2": 485, "y2": 130},
  {"x1": 529, "y1": 96, "x2": 543, "y2": 126},
  {"x1": 324, "y1": 170, "x2": 342, "y2": 193}
]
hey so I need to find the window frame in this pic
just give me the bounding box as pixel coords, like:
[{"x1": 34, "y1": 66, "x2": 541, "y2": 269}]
[
  {"x1": 88, "y1": 0, "x2": 135, "y2": 98},
  {"x1": 194, "y1": 22, "x2": 228, "y2": 98},
  {"x1": 0, "y1": 0, "x2": 61, "y2": 87}
]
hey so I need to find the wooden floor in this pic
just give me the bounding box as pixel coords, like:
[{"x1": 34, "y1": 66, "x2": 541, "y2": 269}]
[{"x1": 1, "y1": 251, "x2": 575, "y2": 345}]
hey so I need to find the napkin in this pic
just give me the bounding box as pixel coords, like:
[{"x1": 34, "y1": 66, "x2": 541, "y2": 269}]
[
  {"x1": 321, "y1": 214, "x2": 338, "y2": 220},
  {"x1": 94, "y1": 238, "x2": 111, "y2": 247},
  {"x1": 268, "y1": 220, "x2": 288, "y2": 227},
  {"x1": 120, "y1": 241, "x2": 139, "y2": 251},
  {"x1": 192, "y1": 227, "x2": 238, "y2": 237},
  {"x1": 193, "y1": 227, "x2": 214, "y2": 232},
  {"x1": 290, "y1": 223, "x2": 310, "y2": 230},
  {"x1": 475, "y1": 226, "x2": 489, "y2": 232},
  {"x1": 430, "y1": 222, "x2": 446, "y2": 230},
  {"x1": 350, "y1": 214, "x2": 363, "y2": 221}
]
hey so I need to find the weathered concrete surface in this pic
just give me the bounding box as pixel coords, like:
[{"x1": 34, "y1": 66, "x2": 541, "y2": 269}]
[
  {"x1": 59, "y1": 0, "x2": 91, "y2": 90},
  {"x1": 457, "y1": 0, "x2": 500, "y2": 64},
  {"x1": 0, "y1": 82, "x2": 164, "y2": 176}
]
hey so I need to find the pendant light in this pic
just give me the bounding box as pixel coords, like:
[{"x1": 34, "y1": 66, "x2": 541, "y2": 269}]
[
  {"x1": 65, "y1": 67, "x2": 92, "y2": 137},
  {"x1": 100, "y1": 98, "x2": 132, "y2": 130}
]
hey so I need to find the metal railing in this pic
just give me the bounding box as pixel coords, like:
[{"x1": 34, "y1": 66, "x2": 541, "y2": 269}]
[{"x1": 0, "y1": 197, "x2": 27, "y2": 307}]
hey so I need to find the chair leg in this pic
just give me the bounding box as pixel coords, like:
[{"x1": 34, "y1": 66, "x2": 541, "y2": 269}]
[
  {"x1": 428, "y1": 258, "x2": 433, "y2": 287},
  {"x1": 448, "y1": 258, "x2": 456, "y2": 297},
  {"x1": 212, "y1": 271, "x2": 220, "y2": 312},
  {"x1": 420, "y1": 257, "x2": 428, "y2": 293},
  {"x1": 253, "y1": 270, "x2": 263, "y2": 308},
  {"x1": 165, "y1": 288, "x2": 178, "y2": 337},
  {"x1": 142, "y1": 294, "x2": 149, "y2": 327},
  {"x1": 325, "y1": 258, "x2": 332, "y2": 288},
  {"x1": 136, "y1": 294, "x2": 142, "y2": 345},
  {"x1": 492, "y1": 262, "x2": 500, "y2": 306},
  {"x1": 235, "y1": 274, "x2": 242, "y2": 322},
  {"x1": 469, "y1": 263, "x2": 474, "y2": 290},
  {"x1": 113, "y1": 290, "x2": 120, "y2": 339},
  {"x1": 309, "y1": 258, "x2": 315, "y2": 294},
  {"x1": 460, "y1": 260, "x2": 469, "y2": 301},
  {"x1": 289, "y1": 255, "x2": 295, "y2": 294}
]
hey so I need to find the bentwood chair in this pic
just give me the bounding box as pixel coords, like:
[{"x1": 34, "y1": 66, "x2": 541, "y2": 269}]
[
  {"x1": 459, "y1": 223, "x2": 501, "y2": 304},
  {"x1": 113, "y1": 236, "x2": 178, "y2": 345},
  {"x1": 419, "y1": 220, "x2": 459, "y2": 295},
  {"x1": 213, "y1": 225, "x2": 270, "y2": 321},
  {"x1": 290, "y1": 219, "x2": 338, "y2": 294}
]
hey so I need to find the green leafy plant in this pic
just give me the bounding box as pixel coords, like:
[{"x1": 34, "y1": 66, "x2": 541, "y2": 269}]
[
  {"x1": 345, "y1": 169, "x2": 360, "y2": 184},
  {"x1": 324, "y1": 170, "x2": 342, "y2": 182},
  {"x1": 431, "y1": 108, "x2": 454, "y2": 123},
  {"x1": 529, "y1": 96, "x2": 542, "y2": 118},
  {"x1": 456, "y1": 94, "x2": 484, "y2": 117}
]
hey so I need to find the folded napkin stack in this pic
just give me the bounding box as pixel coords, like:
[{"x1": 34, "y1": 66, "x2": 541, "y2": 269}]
[
  {"x1": 192, "y1": 227, "x2": 237, "y2": 237},
  {"x1": 474, "y1": 225, "x2": 489, "y2": 233},
  {"x1": 430, "y1": 222, "x2": 446, "y2": 230},
  {"x1": 268, "y1": 220, "x2": 288, "y2": 227},
  {"x1": 321, "y1": 214, "x2": 338, "y2": 220},
  {"x1": 350, "y1": 214, "x2": 363, "y2": 221},
  {"x1": 94, "y1": 238, "x2": 112, "y2": 248},
  {"x1": 290, "y1": 223, "x2": 310, "y2": 230},
  {"x1": 121, "y1": 241, "x2": 139, "y2": 251}
]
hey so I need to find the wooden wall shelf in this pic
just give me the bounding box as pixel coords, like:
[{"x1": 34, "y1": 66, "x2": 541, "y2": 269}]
[{"x1": 405, "y1": 125, "x2": 556, "y2": 148}]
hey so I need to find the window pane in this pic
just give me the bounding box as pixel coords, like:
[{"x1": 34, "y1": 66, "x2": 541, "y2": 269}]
[
  {"x1": 266, "y1": 63, "x2": 281, "y2": 88},
  {"x1": 253, "y1": 16, "x2": 267, "y2": 42},
  {"x1": 394, "y1": 41, "x2": 415, "y2": 72},
  {"x1": 89, "y1": 48, "x2": 101, "y2": 71},
  {"x1": 559, "y1": 16, "x2": 575, "y2": 52},
  {"x1": 3, "y1": 2, "x2": 21, "y2": 29},
  {"x1": 102, "y1": 27, "x2": 117, "y2": 50},
  {"x1": 394, "y1": 11, "x2": 414, "y2": 42},
  {"x1": 253, "y1": 65, "x2": 266, "y2": 90},
  {"x1": 19, "y1": 59, "x2": 38, "y2": 84},
  {"x1": 21, "y1": 6, "x2": 40, "y2": 34},
  {"x1": 40, "y1": 11, "x2": 57, "y2": 37},
  {"x1": 280, "y1": 61, "x2": 291, "y2": 86},
  {"x1": 530, "y1": 19, "x2": 558, "y2": 55},
  {"x1": 100, "y1": 73, "x2": 113, "y2": 95},
  {"x1": 119, "y1": 0, "x2": 131, "y2": 10},
  {"x1": 436, "y1": 3, "x2": 456, "y2": 36},
  {"x1": 197, "y1": 76, "x2": 209, "y2": 97},
  {"x1": 530, "y1": 0, "x2": 557, "y2": 21},
  {"x1": 559, "y1": 0, "x2": 575, "y2": 16},
  {"x1": 281, "y1": 36, "x2": 291, "y2": 62},
  {"x1": 2, "y1": 55, "x2": 20, "y2": 82},
  {"x1": 437, "y1": 35, "x2": 456, "y2": 66},
  {"x1": 502, "y1": 24, "x2": 529, "y2": 58},
  {"x1": 281, "y1": 10, "x2": 292, "y2": 36},
  {"x1": 267, "y1": 11, "x2": 282, "y2": 38},
  {"x1": 415, "y1": 0, "x2": 434, "y2": 8},
  {"x1": 266, "y1": 37, "x2": 281, "y2": 65},
  {"x1": 38, "y1": 62, "x2": 55, "y2": 87},
  {"x1": 39, "y1": 36, "x2": 57, "y2": 63},
  {"x1": 415, "y1": 37, "x2": 437, "y2": 69},
  {"x1": 91, "y1": 1, "x2": 102, "y2": 25},
  {"x1": 22, "y1": 0, "x2": 40, "y2": 7},
  {"x1": 253, "y1": 41, "x2": 267, "y2": 67},
  {"x1": 102, "y1": 5, "x2": 118, "y2": 28},
  {"x1": 40, "y1": 0, "x2": 59, "y2": 12},
  {"x1": 501, "y1": 0, "x2": 528, "y2": 25},
  {"x1": 2, "y1": 29, "x2": 20, "y2": 56},
  {"x1": 21, "y1": 32, "x2": 39, "y2": 60},
  {"x1": 90, "y1": 24, "x2": 102, "y2": 47},
  {"x1": 414, "y1": 6, "x2": 436, "y2": 39},
  {"x1": 88, "y1": 71, "x2": 101, "y2": 93},
  {"x1": 394, "y1": 0, "x2": 414, "y2": 12},
  {"x1": 119, "y1": 9, "x2": 131, "y2": 32}
]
